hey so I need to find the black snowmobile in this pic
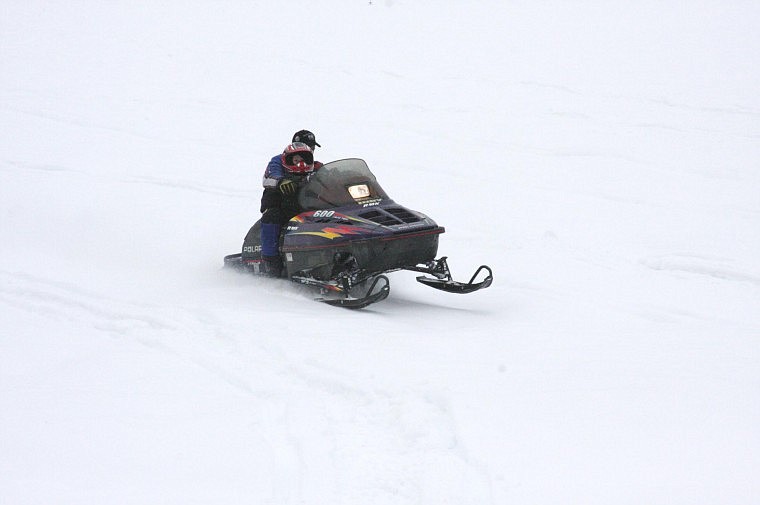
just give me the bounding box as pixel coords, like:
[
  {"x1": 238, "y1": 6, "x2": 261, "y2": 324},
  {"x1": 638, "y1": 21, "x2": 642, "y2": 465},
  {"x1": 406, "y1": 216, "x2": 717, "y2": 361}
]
[{"x1": 224, "y1": 158, "x2": 492, "y2": 308}]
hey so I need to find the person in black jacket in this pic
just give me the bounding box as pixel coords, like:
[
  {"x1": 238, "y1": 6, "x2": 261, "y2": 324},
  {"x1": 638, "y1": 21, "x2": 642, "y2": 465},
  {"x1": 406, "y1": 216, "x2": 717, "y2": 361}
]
[{"x1": 259, "y1": 131, "x2": 322, "y2": 276}]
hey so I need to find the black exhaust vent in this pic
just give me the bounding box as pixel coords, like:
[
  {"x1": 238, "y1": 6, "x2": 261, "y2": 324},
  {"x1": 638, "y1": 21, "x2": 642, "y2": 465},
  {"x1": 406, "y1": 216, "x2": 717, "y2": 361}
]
[
  {"x1": 359, "y1": 207, "x2": 423, "y2": 226},
  {"x1": 359, "y1": 209, "x2": 404, "y2": 226},
  {"x1": 385, "y1": 207, "x2": 421, "y2": 223}
]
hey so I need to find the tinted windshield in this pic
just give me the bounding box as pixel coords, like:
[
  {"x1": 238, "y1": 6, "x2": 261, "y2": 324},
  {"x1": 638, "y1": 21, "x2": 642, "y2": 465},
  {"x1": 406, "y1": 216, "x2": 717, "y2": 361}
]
[{"x1": 298, "y1": 158, "x2": 389, "y2": 210}]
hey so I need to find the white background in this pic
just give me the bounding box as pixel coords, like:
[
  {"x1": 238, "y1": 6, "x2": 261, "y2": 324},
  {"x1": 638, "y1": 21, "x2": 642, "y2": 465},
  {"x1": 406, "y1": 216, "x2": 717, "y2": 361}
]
[{"x1": 2, "y1": 1, "x2": 759, "y2": 503}]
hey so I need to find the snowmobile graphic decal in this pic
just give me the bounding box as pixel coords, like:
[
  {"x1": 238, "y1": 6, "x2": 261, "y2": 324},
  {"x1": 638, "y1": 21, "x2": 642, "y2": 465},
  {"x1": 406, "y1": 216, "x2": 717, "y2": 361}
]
[
  {"x1": 290, "y1": 211, "x2": 375, "y2": 225},
  {"x1": 290, "y1": 224, "x2": 374, "y2": 240},
  {"x1": 288, "y1": 211, "x2": 377, "y2": 240}
]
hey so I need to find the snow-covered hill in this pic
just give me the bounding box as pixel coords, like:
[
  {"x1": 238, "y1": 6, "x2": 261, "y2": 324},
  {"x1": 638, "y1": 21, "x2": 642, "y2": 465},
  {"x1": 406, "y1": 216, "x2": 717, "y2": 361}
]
[{"x1": 2, "y1": 2, "x2": 759, "y2": 504}]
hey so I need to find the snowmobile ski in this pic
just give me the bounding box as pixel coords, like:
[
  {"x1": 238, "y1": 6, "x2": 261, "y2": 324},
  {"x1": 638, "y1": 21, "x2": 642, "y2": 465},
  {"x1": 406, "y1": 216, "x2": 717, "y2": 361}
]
[
  {"x1": 415, "y1": 265, "x2": 493, "y2": 293},
  {"x1": 408, "y1": 257, "x2": 493, "y2": 294},
  {"x1": 317, "y1": 275, "x2": 390, "y2": 309}
]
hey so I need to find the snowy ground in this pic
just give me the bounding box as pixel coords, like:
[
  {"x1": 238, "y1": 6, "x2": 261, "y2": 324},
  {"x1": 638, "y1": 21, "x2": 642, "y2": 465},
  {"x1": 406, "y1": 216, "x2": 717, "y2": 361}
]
[{"x1": 2, "y1": 1, "x2": 759, "y2": 504}]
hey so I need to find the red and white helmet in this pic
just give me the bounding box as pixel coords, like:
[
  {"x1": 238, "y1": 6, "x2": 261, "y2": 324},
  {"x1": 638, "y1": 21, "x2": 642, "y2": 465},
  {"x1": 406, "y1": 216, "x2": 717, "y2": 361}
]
[{"x1": 281, "y1": 142, "x2": 315, "y2": 174}]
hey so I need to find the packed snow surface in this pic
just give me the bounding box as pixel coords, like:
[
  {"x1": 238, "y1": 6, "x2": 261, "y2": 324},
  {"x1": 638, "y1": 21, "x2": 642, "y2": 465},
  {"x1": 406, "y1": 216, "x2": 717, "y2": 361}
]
[{"x1": 2, "y1": 1, "x2": 759, "y2": 504}]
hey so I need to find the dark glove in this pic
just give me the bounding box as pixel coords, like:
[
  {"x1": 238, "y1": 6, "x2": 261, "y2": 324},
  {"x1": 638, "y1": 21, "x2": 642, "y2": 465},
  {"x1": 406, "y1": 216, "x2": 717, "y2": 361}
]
[{"x1": 278, "y1": 178, "x2": 296, "y2": 195}]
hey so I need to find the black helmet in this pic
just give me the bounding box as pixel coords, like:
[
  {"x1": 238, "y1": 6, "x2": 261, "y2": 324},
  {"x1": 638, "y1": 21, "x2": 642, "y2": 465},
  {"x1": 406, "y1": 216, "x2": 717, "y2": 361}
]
[{"x1": 292, "y1": 130, "x2": 320, "y2": 150}]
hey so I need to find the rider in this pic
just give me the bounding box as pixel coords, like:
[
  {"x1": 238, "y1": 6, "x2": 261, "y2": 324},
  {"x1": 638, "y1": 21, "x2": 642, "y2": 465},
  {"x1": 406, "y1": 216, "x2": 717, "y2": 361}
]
[{"x1": 259, "y1": 131, "x2": 323, "y2": 276}]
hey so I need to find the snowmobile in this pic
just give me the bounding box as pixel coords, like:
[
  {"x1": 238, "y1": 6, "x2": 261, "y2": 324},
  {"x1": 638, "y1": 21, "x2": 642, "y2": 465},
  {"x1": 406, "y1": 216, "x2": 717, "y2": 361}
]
[{"x1": 224, "y1": 158, "x2": 492, "y2": 309}]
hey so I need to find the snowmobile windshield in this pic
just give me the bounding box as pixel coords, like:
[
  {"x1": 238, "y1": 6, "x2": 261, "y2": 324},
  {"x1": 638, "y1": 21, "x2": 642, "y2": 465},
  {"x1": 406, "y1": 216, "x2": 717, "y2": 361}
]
[{"x1": 299, "y1": 158, "x2": 390, "y2": 210}]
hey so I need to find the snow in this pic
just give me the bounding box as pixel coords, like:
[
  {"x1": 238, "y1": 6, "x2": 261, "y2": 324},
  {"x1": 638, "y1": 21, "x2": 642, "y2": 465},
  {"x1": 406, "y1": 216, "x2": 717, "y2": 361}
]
[{"x1": 2, "y1": 1, "x2": 759, "y2": 503}]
